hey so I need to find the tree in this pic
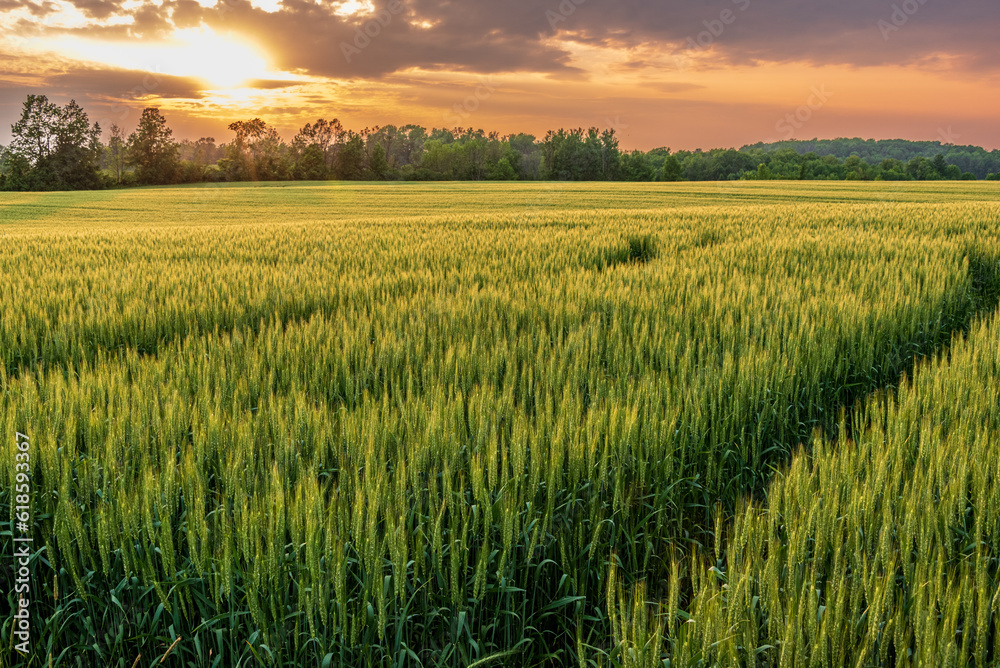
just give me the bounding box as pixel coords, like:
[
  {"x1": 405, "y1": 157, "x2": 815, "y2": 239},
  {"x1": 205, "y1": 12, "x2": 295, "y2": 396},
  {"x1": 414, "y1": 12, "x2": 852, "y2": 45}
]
[
  {"x1": 489, "y1": 156, "x2": 517, "y2": 181},
  {"x1": 372, "y1": 125, "x2": 401, "y2": 170},
  {"x1": 294, "y1": 144, "x2": 329, "y2": 180},
  {"x1": 943, "y1": 164, "x2": 962, "y2": 180},
  {"x1": 127, "y1": 108, "x2": 178, "y2": 185},
  {"x1": 224, "y1": 118, "x2": 289, "y2": 181},
  {"x1": 48, "y1": 100, "x2": 103, "y2": 189},
  {"x1": 659, "y1": 154, "x2": 682, "y2": 182},
  {"x1": 461, "y1": 130, "x2": 488, "y2": 180},
  {"x1": 6, "y1": 95, "x2": 103, "y2": 190},
  {"x1": 223, "y1": 119, "x2": 266, "y2": 180},
  {"x1": 542, "y1": 128, "x2": 589, "y2": 180},
  {"x1": 0, "y1": 144, "x2": 8, "y2": 189},
  {"x1": 906, "y1": 156, "x2": 936, "y2": 181},
  {"x1": 335, "y1": 132, "x2": 366, "y2": 180},
  {"x1": 9, "y1": 95, "x2": 61, "y2": 167},
  {"x1": 843, "y1": 155, "x2": 872, "y2": 181},
  {"x1": 620, "y1": 150, "x2": 655, "y2": 181},
  {"x1": 170, "y1": 137, "x2": 219, "y2": 183},
  {"x1": 395, "y1": 125, "x2": 427, "y2": 168},
  {"x1": 369, "y1": 143, "x2": 389, "y2": 180},
  {"x1": 931, "y1": 153, "x2": 948, "y2": 178},
  {"x1": 105, "y1": 124, "x2": 127, "y2": 185},
  {"x1": 419, "y1": 139, "x2": 462, "y2": 179},
  {"x1": 580, "y1": 128, "x2": 605, "y2": 180},
  {"x1": 506, "y1": 133, "x2": 539, "y2": 180},
  {"x1": 188, "y1": 138, "x2": 220, "y2": 165},
  {"x1": 878, "y1": 158, "x2": 908, "y2": 181},
  {"x1": 598, "y1": 128, "x2": 621, "y2": 180},
  {"x1": 294, "y1": 118, "x2": 344, "y2": 172},
  {"x1": 255, "y1": 127, "x2": 291, "y2": 180}
]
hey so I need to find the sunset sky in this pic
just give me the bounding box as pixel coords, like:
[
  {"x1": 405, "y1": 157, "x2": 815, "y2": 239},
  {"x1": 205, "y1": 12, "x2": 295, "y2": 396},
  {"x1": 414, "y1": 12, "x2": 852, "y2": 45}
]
[{"x1": 1, "y1": 0, "x2": 998, "y2": 150}]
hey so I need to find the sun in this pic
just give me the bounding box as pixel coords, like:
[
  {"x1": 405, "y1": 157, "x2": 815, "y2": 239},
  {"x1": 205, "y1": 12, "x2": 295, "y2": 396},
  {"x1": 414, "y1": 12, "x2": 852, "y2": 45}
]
[
  {"x1": 38, "y1": 26, "x2": 273, "y2": 91},
  {"x1": 169, "y1": 27, "x2": 272, "y2": 89}
]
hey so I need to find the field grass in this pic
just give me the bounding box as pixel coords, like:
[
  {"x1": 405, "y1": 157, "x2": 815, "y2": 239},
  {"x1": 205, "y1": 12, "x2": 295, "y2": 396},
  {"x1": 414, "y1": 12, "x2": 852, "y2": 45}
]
[{"x1": 1, "y1": 182, "x2": 999, "y2": 667}]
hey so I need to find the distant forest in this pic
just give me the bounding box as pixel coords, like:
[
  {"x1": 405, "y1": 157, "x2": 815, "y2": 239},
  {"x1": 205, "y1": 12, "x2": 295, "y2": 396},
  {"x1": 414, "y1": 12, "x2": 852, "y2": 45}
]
[
  {"x1": 743, "y1": 138, "x2": 1000, "y2": 180},
  {"x1": 3, "y1": 95, "x2": 999, "y2": 191}
]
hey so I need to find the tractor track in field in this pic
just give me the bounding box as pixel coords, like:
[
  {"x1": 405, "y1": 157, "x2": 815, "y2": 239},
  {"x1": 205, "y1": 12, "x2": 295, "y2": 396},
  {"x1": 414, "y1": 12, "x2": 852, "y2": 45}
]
[{"x1": 727, "y1": 250, "x2": 1000, "y2": 516}]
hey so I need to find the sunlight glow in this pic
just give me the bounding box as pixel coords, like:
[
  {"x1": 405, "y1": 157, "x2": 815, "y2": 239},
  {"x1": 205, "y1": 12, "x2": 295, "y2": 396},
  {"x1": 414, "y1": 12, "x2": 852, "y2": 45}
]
[
  {"x1": 34, "y1": 26, "x2": 273, "y2": 90},
  {"x1": 332, "y1": 0, "x2": 375, "y2": 17},
  {"x1": 249, "y1": 0, "x2": 282, "y2": 13}
]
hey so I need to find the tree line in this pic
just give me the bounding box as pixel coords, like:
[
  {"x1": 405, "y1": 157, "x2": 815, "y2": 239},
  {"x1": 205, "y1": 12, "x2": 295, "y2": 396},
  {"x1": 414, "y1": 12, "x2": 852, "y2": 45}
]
[
  {"x1": 745, "y1": 138, "x2": 1000, "y2": 179},
  {"x1": 2, "y1": 95, "x2": 998, "y2": 191}
]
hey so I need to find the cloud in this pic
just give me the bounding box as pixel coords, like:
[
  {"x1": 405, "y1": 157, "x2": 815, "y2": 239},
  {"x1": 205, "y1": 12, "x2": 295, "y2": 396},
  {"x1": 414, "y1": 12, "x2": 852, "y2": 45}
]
[
  {"x1": 4, "y1": 0, "x2": 998, "y2": 81},
  {"x1": 0, "y1": 0, "x2": 55, "y2": 16},
  {"x1": 47, "y1": 68, "x2": 206, "y2": 100},
  {"x1": 182, "y1": 0, "x2": 581, "y2": 79},
  {"x1": 244, "y1": 78, "x2": 308, "y2": 90},
  {"x1": 69, "y1": 0, "x2": 125, "y2": 20},
  {"x1": 300, "y1": 0, "x2": 1000, "y2": 76}
]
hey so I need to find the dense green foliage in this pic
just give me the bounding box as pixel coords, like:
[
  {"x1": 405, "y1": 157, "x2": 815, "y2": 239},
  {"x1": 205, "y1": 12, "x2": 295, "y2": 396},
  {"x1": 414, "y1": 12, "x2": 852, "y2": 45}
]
[
  {"x1": 674, "y1": 147, "x2": 987, "y2": 182},
  {"x1": 2, "y1": 96, "x2": 997, "y2": 191},
  {"x1": 127, "y1": 109, "x2": 180, "y2": 186},
  {"x1": 1, "y1": 182, "x2": 999, "y2": 667},
  {"x1": 0, "y1": 96, "x2": 103, "y2": 192},
  {"x1": 743, "y1": 138, "x2": 1000, "y2": 179}
]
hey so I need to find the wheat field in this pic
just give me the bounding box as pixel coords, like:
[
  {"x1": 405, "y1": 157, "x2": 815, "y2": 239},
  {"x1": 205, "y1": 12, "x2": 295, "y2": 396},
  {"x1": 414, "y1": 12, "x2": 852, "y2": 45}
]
[{"x1": 2, "y1": 182, "x2": 999, "y2": 667}]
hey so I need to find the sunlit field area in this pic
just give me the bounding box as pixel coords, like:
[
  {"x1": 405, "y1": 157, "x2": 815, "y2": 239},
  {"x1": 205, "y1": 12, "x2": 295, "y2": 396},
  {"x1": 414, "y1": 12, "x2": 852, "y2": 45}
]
[{"x1": 2, "y1": 182, "x2": 1000, "y2": 667}]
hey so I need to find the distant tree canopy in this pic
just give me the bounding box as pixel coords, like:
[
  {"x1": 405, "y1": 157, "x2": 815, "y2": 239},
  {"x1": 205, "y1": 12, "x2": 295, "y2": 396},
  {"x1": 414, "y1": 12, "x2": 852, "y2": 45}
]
[
  {"x1": 2, "y1": 95, "x2": 999, "y2": 190},
  {"x1": 742, "y1": 138, "x2": 1000, "y2": 179}
]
